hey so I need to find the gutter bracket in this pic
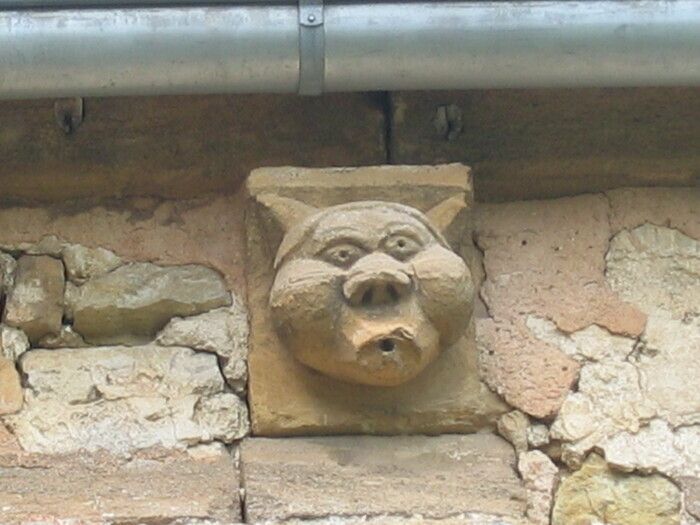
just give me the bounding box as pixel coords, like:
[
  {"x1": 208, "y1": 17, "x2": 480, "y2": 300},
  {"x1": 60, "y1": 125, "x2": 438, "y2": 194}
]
[{"x1": 298, "y1": 0, "x2": 324, "y2": 96}]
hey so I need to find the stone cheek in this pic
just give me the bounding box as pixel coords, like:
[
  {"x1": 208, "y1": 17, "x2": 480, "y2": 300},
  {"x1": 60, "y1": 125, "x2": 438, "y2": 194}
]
[
  {"x1": 4, "y1": 346, "x2": 249, "y2": 454},
  {"x1": 2, "y1": 255, "x2": 64, "y2": 344}
]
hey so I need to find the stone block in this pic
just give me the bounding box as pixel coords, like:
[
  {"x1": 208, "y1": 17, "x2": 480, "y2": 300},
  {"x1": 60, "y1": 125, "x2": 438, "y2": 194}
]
[
  {"x1": 157, "y1": 298, "x2": 249, "y2": 393},
  {"x1": 0, "y1": 357, "x2": 22, "y2": 415},
  {"x1": 68, "y1": 262, "x2": 231, "y2": 345},
  {"x1": 518, "y1": 450, "x2": 559, "y2": 525},
  {"x1": 681, "y1": 477, "x2": 700, "y2": 521},
  {"x1": 62, "y1": 243, "x2": 122, "y2": 284},
  {"x1": 0, "y1": 325, "x2": 29, "y2": 361},
  {"x1": 0, "y1": 449, "x2": 241, "y2": 524},
  {"x1": 246, "y1": 165, "x2": 506, "y2": 435},
  {"x1": 4, "y1": 345, "x2": 249, "y2": 454},
  {"x1": 0, "y1": 251, "x2": 15, "y2": 297},
  {"x1": 552, "y1": 454, "x2": 681, "y2": 525},
  {"x1": 391, "y1": 89, "x2": 700, "y2": 201},
  {"x1": 2, "y1": 255, "x2": 64, "y2": 344},
  {"x1": 240, "y1": 434, "x2": 526, "y2": 523},
  {"x1": 0, "y1": 94, "x2": 385, "y2": 204}
]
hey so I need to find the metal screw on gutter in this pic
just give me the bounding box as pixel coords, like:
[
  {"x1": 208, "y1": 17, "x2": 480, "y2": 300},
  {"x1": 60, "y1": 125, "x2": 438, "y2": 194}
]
[
  {"x1": 54, "y1": 97, "x2": 84, "y2": 135},
  {"x1": 307, "y1": 14, "x2": 315, "y2": 23},
  {"x1": 434, "y1": 104, "x2": 463, "y2": 142}
]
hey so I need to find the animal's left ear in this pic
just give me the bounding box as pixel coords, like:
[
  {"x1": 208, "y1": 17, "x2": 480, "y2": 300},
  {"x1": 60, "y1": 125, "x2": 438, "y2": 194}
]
[{"x1": 425, "y1": 195, "x2": 466, "y2": 235}]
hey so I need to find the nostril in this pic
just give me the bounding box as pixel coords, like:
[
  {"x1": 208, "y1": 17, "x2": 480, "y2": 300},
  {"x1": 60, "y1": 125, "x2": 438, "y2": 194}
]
[
  {"x1": 387, "y1": 284, "x2": 399, "y2": 302},
  {"x1": 361, "y1": 288, "x2": 374, "y2": 306},
  {"x1": 379, "y1": 339, "x2": 395, "y2": 352}
]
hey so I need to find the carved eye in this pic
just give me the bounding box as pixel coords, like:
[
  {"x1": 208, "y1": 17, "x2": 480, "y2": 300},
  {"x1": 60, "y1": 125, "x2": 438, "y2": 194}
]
[
  {"x1": 384, "y1": 235, "x2": 421, "y2": 260},
  {"x1": 321, "y1": 244, "x2": 366, "y2": 268}
]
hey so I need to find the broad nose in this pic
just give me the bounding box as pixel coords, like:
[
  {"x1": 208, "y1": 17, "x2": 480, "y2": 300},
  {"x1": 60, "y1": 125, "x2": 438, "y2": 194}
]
[{"x1": 343, "y1": 254, "x2": 412, "y2": 307}]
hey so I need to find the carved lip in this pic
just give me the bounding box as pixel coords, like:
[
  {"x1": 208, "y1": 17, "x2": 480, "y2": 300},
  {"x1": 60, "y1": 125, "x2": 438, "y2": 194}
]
[
  {"x1": 362, "y1": 327, "x2": 415, "y2": 354},
  {"x1": 355, "y1": 326, "x2": 422, "y2": 373}
]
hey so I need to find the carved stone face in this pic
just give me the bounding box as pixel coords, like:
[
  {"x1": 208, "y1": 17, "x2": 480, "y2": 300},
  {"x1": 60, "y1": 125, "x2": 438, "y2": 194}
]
[{"x1": 266, "y1": 198, "x2": 474, "y2": 387}]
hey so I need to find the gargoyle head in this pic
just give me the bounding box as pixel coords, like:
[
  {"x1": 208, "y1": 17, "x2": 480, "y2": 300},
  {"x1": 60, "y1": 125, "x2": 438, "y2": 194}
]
[{"x1": 263, "y1": 195, "x2": 474, "y2": 387}]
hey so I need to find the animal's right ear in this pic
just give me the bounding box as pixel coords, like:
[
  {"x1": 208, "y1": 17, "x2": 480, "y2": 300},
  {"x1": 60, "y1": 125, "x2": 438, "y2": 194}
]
[{"x1": 256, "y1": 194, "x2": 318, "y2": 234}]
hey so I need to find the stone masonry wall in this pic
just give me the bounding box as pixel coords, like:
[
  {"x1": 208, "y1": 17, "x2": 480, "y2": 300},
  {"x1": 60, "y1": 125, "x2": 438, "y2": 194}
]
[{"x1": 0, "y1": 180, "x2": 698, "y2": 524}]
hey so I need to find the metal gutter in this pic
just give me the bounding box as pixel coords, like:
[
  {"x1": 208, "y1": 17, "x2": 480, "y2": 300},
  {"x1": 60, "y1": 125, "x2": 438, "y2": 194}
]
[{"x1": 1, "y1": 1, "x2": 700, "y2": 99}]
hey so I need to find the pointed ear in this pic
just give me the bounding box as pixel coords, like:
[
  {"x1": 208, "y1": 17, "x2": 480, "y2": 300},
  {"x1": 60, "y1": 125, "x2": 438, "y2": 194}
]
[
  {"x1": 256, "y1": 193, "x2": 318, "y2": 233},
  {"x1": 425, "y1": 195, "x2": 466, "y2": 235}
]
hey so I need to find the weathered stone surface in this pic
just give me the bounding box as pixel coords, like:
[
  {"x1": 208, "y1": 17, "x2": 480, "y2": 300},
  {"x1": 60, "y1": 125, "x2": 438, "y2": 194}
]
[
  {"x1": 551, "y1": 359, "x2": 656, "y2": 467},
  {"x1": 0, "y1": 250, "x2": 15, "y2": 296},
  {"x1": 68, "y1": 262, "x2": 231, "y2": 345},
  {"x1": 5, "y1": 346, "x2": 249, "y2": 454},
  {"x1": 0, "y1": 449, "x2": 241, "y2": 524},
  {"x1": 2, "y1": 255, "x2": 64, "y2": 344},
  {"x1": 37, "y1": 325, "x2": 87, "y2": 349},
  {"x1": 550, "y1": 222, "x2": 700, "y2": 468},
  {"x1": 247, "y1": 165, "x2": 507, "y2": 435},
  {"x1": 527, "y1": 424, "x2": 550, "y2": 449},
  {"x1": 497, "y1": 410, "x2": 529, "y2": 453},
  {"x1": 241, "y1": 434, "x2": 526, "y2": 523},
  {"x1": 0, "y1": 94, "x2": 385, "y2": 204},
  {"x1": 270, "y1": 511, "x2": 516, "y2": 523},
  {"x1": 606, "y1": 223, "x2": 699, "y2": 319},
  {"x1": 0, "y1": 194, "x2": 249, "y2": 296},
  {"x1": 0, "y1": 421, "x2": 21, "y2": 455},
  {"x1": 391, "y1": 89, "x2": 700, "y2": 202},
  {"x1": 682, "y1": 477, "x2": 700, "y2": 521},
  {"x1": 527, "y1": 315, "x2": 635, "y2": 363},
  {"x1": 475, "y1": 195, "x2": 645, "y2": 419},
  {"x1": 0, "y1": 357, "x2": 22, "y2": 415},
  {"x1": 518, "y1": 450, "x2": 558, "y2": 525},
  {"x1": 157, "y1": 299, "x2": 248, "y2": 392},
  {"x1": 608, "y1": 188, "x2": 700, "y2": 241},
  {"x1": 62, "y1": 243, "x2": 122, "y2": 284},
  {"x1": 604, "y1": 419, "x2": 700, "y2": 479},
  {"x1": 552, "y1": 454, "x2": 681, "y2": 525},
  {"x1": 0, "y1": 325, "x2": 29, "y2": 361}
]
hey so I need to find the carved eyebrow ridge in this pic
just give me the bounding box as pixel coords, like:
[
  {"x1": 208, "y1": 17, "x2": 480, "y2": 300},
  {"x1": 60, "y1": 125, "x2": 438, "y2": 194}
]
[{"x1": 313, "y1": 234, "x2": 372, "y2": 256}]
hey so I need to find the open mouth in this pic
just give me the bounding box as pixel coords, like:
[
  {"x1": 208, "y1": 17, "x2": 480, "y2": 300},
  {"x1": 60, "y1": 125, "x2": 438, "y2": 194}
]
[
  {"x1": 378, "y1": 338, "x2": 397, "y2": 353},
  {"x1": 356, "y1": 327, "x2": 420, "y2": 364}
]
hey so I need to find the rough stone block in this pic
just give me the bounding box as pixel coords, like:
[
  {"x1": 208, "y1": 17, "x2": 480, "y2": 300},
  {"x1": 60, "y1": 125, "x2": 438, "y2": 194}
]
[
  {"x1": 246, "y1": 165, "x2": 506, "y2": 435},
  {"x1": 681, "y1": 477, "x2": 700, "y2": 521},
  {"x1": 0, "y1": 251, "x2": 15, "y2": 297},
  {"x1": 4, "y1": 346, "x2": 249, "y2": 454},
  {"x1": 0, "y1": 325, "x2": 29, "y2": 361},
  {"x1": 0, "y1": 357, "x2": 22, "y2": 415},
  {"x1": 552, "y1": 454, "x2": 681, "y2": 525},
  {"x1": 0, "y1": 449, "x2": 241, "y2": 524},
  {"x1": 68, "y1": 262, "x2": 231, "y2": 345},
  {"x1": 62, "y1": 242, "x2": 122, "y2": 284},
  {"x1": 157, "y1": 298, "x2": 249, "y2": 393},
  {"x1": 391, "y1": 89, "x2": 700, "y2": 201},
  {"x1": 2, "y1": 255, "x2": 64, "y2": 344},
  {"x1": 241, "y1": 434, "x2": 526, "y2": 523},
  {"x1": 518, "y1": 450, "x2": 559, "y2": 525}
]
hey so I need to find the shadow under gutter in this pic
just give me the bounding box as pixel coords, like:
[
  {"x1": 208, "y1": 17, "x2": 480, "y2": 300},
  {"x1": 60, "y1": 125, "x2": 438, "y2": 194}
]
[{"x1": 1, "y1": 1, "x2": 700, "y2": 100}]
